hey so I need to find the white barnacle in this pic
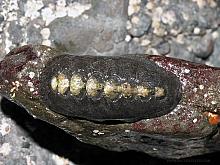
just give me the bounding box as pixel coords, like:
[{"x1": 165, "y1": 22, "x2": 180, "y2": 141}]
[
  {"x1": 10, "y1": 87, "x2": 16, "y2": 93},
  {"x1": 29, "y1": 72, "x2": 35, "y2": 79},
  {"x1": 30, "y1": 88, "x2": 35, "y2": 92},
  {"x1": 14, "y1": 81, "x2": 21, "y2": 87},
  {"x1": 11, "y1": 93, "x2": 16, "y2": 98},
  {"x1": 193, "y1": 118, "x2": 198, "y2": 123},
  {"x1": 199, "y1": 84, "x2": 204, "y2": 90},
  {"x1": 0, "y1": 143, "x2": 11, "y2": 156},
  {"x1": 0, "y1": 120, "x2": 11, "y2": 136},
  {"x1": 70, "y1": 74, "x2": 85, "y2": 95},
  {"x1": 98, "y1": 131, "x2": 105, "y2": 135},
  {"x1": 27, "y1": 81, "x2": 34, "y2": 87},
  {"x1": 193, "y1": 87, "x2": 198, "y2": 93},
  {"x1": 93, "y1": 130, "x2": 99, "y2": 134},
  {"x1": 10, "y1": 81, "x2": 22, "y2": 94},
  {"x1": 57, "y1": 74, "x2": 69, "y2": 95},
  {"x1": 211, "y1": 100, "x2": 217, "y2": 105}
]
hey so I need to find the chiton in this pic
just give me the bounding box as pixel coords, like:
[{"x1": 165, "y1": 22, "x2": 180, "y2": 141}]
[{"x1": 39, "y1": 55, "x2": 182, "y2": 122}]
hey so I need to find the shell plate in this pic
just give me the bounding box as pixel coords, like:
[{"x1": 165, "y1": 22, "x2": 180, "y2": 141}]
[{"x1": 39, "y1": 55, "x2": 182, "y2": 122}]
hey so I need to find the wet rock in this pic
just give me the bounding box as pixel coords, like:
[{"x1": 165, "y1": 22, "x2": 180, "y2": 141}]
[
  {"x1": 153, "y1": 40, "x2": 170, "y2": 55},
  {"x1": 49, "y1": 15, "x2": 127, "y2": 55},
  {"x1": 207, "y1": 30, "x2": 220, "y2": 67},
  {"x1": 27, "y1": 25, "x2": 43, "y2": 44},
  {"x1": 128, "y1": 0, "x2": 141, "y2": 16},
  {"x1": 192, "y1": 34, "x2": 214, "y2": 59},
  {"x1": 0, "y1": 99, "x2": 63, "y2": 165},
  {"x1": 8, "y1": 21, "x2": 24, "y2": 45},
  {"x1": 49, "y1": 16, "x2": 99, "y2": 54},
  {"x1": 127, "y1": 37, "x2": 145, "y2": 54},
  {"x1": 90, "y1": 0, "x2": 128, "y2": 18},
  {"x1": 127, "y1": 0, "x2": 151, "y2": 37},
  {"x1": 169, "y1": 41, "x2": 194, "y2": 61},
  {"x1": 128, "y1": 12, "x2": 152, "y2": 37},
  {"x1": 0, "y1": 15, "x2": 4, "y2": 24},
  {"x1": 160, "y1": 7, "x2": 184, "y2": 36},
  {"x1": 93, "y1": 30, "x2": 114, "y2": 52}
]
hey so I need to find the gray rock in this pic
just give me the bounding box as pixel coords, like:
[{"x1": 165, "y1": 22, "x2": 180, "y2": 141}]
[
  {"x1": 90, "y1": 0, "x2": 128, "y2": 18},
  {"x1": 0, "y1": 99, "x2": 61, "y2": 165},
  {"x1": 27, "y1": 25, "x2": 43, "y2": 44},
  {"x1": 8, "y1": 21, "x2": 24, "y2": 45},
  {"x1": 192, "y1": 34, "x2": 214, "y2": 59},
  {"x1": 169, "y1": 41, "x2": 195, "y2": 61},
  {"x1": 49, "y1": 16, "x2": 99, "y2": 54},
  {"x1": 128, "y1": 12, "x2": 152, "y2": 37},
  {"x1": 0, "y1": 15, "x2": 4, "y2": 24},
  {"x1": 49, "y1": 15, "x2": 127, "y2": 55},
  {"x1": 207, "y1": 30, "x2": 220, "y2": 67}
]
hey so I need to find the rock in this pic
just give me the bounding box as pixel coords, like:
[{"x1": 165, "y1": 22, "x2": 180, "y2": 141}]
[
  {"x1": 49, "y1": 16, "x2": 100, "y2": 54},
  {"x1": 8, "y1": 21, "x2": 24, "y2": 45},
  {"x1": 27, "y1": 25, "x2": 43, "y2": 44},
  {"x1": 207, "y1": 30, "x2": 220, "y2": 67},
  {"x1": 0, "y1": 15, "x2": 4, "y2": 24},
  {"x1": 127, "y1": 0, "x2": 152, "y2": 37},
  {"x1": 49, "y1": 15, "x2": 127, "y2": 55},
  {"x1": 1, "y1": 44, "x2": 220, "y2": 161},
  {"x1": 128, "y1": 12, "x2": 152, "y2": 37},
  {"x1": 192, "y1": 34, "x2": 214, "y2": 59},
  {"x1": 0, "y1": 0, "x2": 220, "y2": 163},
  {"x1": 90, "y1": 0, "x2": 128, "y2": 18}
]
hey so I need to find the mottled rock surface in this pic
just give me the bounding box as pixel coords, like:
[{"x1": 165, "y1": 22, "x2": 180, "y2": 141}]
[{"x1": 0, "y1": 0, "x2": 220, "y2": 164}]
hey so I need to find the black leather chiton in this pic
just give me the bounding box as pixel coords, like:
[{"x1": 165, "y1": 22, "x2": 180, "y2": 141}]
[{"x1": 39, "y1": 55, "x2": 182, "y2": 122}]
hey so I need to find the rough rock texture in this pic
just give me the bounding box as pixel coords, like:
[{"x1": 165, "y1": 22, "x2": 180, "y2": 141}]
[{"x1": 0, "y1": 0, "x2": 220, "y2": 164}]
